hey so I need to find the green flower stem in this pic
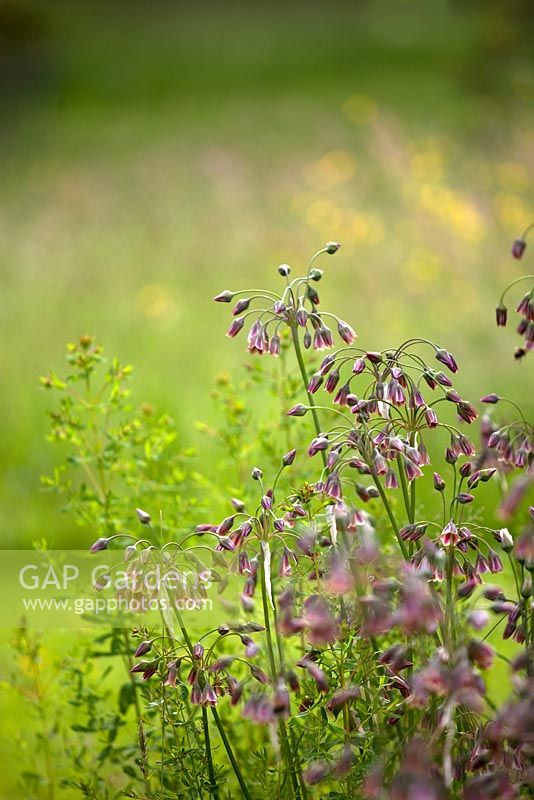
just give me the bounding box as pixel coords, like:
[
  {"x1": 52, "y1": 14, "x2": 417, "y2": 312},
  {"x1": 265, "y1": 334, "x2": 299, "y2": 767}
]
[
  {"x1": 370, "y1": 474, "x2": 409, "y2": 560},
  {"x1": 211, "y1": 707, "x2": 253, "y2": 800},
  {"x1": 202, "y1": 706, "x2": 220, "y2": 800},
  {"x1": 445, "y1": 544, "x2": 456, "y2": 650},
  {"x1": 171, "y1": 604, "x2": 252, "y2": 798},
  {"x1": 396, "y1": 454, "x2": 413, "y2": 523},
  {"x1": 260, "y1": 548, "x2": 301, "y2": 799},
  {"x1": 290, "y1": 323, "x2": 326, "y2": 467}
]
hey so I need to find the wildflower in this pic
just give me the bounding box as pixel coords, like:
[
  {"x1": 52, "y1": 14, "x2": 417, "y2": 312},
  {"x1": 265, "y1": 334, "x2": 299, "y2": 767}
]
[
  {"x1": 134, "y1": 640, "x2": 152, "y2": 657},
  {"x1": 325, "y1": 241, "x2": 341, "y2": 254},
  {"x1": 435, "y1": 348, "x2": 458, "y2": 373},
  {"x1": 456, "y1": 492, "x2": 474, "y2": 504},
  {"x1": 250, "y1": 666, "x2": 269, "y2": 685},
  {"x1": 307, "y1": 372, "x2": 323, "y2": 393},
  {"x1": 304, "y1": 761, "x2": 331, "y2": 785},
  {"x1": 433, "y1": 472, "x2": 445, "y2": 491},
  {"x1": 201, "y1": 684, "x2": 218, "y2": 706},
  {"x1": 327, "y1": 685, "x2": 360, "y2": 712},
  {"x1": 308, "y1": 436, "x2": 329, "y2": 457},
  {"x1": 282, "y1": 448, "x2": 296, "y2": 466},
  {"x1": 286, "y1": 403, "x2": 308, "y2": 416},
  {"x1": 89, "y1": 537, "x2": 109, "y2": 552},
  {"x1": 514, "y1": 527, "x2": 534, "y2": 567},
  {"x1": 495, "y1": 304, "x2": 508, "y2": 326},
  {"x1": 511, "y1": 236, "x2": 527, "y2": 259},
  {"x1": 325, "y1": 368, "x2": 340, "y2": 393},
  {"x1": 337, "y1": 319, "x2": 357, "y2": 344},
  {"x1": 297, "y1": 657, "x2": 329, "y2": 691},
  {"x1": 164, "y1": 660, "x2": 178, "y2": 687},
  {"x1": 213, "y1": 290, "x2": 234, "y2": 302},
  {"x1": 135, "y1": 508, "x2": 151, "y2": 525},
  {"x1": 467, "y1": 640, "x2": 494, "y2": 670},
  {"x1": 226, "y1": 316, "x2": 246, "y2": 338}
]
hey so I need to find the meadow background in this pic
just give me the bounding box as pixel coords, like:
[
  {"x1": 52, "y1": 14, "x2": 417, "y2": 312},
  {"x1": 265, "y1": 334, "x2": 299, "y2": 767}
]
[{"x1": 0, "y1": 0, "x2": 533, "y2": 796}]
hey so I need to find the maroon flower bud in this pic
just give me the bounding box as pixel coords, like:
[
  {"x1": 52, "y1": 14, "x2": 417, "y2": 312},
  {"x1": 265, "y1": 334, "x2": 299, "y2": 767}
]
[
  {"x1": 303, "y1": 330, "x2": 312, "y2": 348},
  {"x1": 226, "y1": 317, "x2": 245, "y2": 338},
  {"x1": 190, "y1": 682, "x2": 202, "y2": 705},
  {"x1": 89, "y1": 537, "x2": 109, "y2": 553},
  {"x1": 467, "y1": 639, "x2": 494, "y2": 669},
  {"x1": 192, "y1": 642, "x2": 204, "y2": 660},
  {"x1": 296, "y1": 307, "x2": 307, "y2": 327},
  {"x1": 217, "y1": 515, "x2": 235, "y2": 535},
  {"x1": 269, "y1": 334, "x2": 281, "y2": 356},
  {"x1": 325, "y1": 369, "x2": 340, "y2": 393},
  {"x1": 261, "y1": 494, "x2": 272, "y2": 510},
  {"x1": 352, "y1": 357, "x2": 365, "y2": 374},
  {"x1": 135, "y1": 508, "x2": 151, "y2": 525},
  {"x1": 209, "y1": 656, "x2": 235, "y2": 672},
  {"x1": 318, "y1": 353, "x2": 336, "y2": 375},
  {"x1": 306, "y1": 285, "x2": 320, "y2": 305},
  {"x1": 251, "y1": 467, "x2": 263, "y2": 480},
  {"x1": 201, "y1": 684, "x2": 218, "y2": 706},
  {"x1": 425, "y1": 406, "x2": 438, "y2": 427},
  {"x1": 134, "y1": 640, "x2": 153, "y2": 657},
  {"x1": 337, "y1": 320, "x2": 357, "y2": 344},
  {"x1": 457, "y1": 401, "x2": 478, "y2": 424},
  {"x1": 456, "y1": 492, "x2": 474, "y2": 505},
  {"x1": 304, "y1": 761, "x2": 331, "y2": 785},
  {"x1": 433, "y1": 472, "x2": 445, "y2": 492},
  {"x1": 308, "y1": 436, "x2": 329, "y2": 457},
  {"x1": 217, "y1": 536, "x2": 235, "y2": 552},
  {"x1": 446, "y1": 389, "x2": 462, "y2": 404},
  {"x1": 286, "y1": 403, "x2": 308, "y2": 416},
  {"x1": 250, "y1": 665, "x2": 269, "y2": 684},
  {"x1": 511, "y1": 236, "x2": 526, "y2": 259},
  {"x1": 441, "y1": 519, "x2": 459, "y2": 546},
  {"x1": 467, "y1": 610, "x2": 489, "y2": 629},
  {"x1": 445, "y1": 446, "x2": 458, "y2": 464},
  {"x1": 514, "y1": 528, "x2": 534, "y2": 567},
  {"x1": 325, "y1": 241, "x2": 341, "y2": 254},
  {"x1": 483, "y1": 586, "x2": 505, "y2": 601},
  {"x1": 238, "y1": 551, "x2": 251, "y2": 575},
  {"x1": 457, "y1": 578, "x2": 478, "y2": 598},
  {"x1": 214, "y1": 290, "x2": 234, "y2": 302},
  {"x1": 435, "y1": 348, "x2": 458, "y2": 373},
  {"x1": 307, "y1": 372, "x2": 323, "y2": 393},
  {"x1": 480, "y1": 393, "x2": 499, "y2": 404},
  {"x1": 282, "y1": 448, "x2": 296, "y2": 466},
  {"x1": 366, "y1": 351, "x2": 382, "y2": 364},
  {"x1": 435, "y1": 371, "x2": 453, "y2": 387},
  {"x1": 130, "y1": 660, "x2": 158, "y2": 680},
  {"x1": 164, "y1": 660, "x2": 178, "y2": 687},
  {"x1": 232, "y1": 297, "x2": 250, "y2": 315},
  {"x1": 495, "y1": 304, "x2": 507, "y2": 327}
]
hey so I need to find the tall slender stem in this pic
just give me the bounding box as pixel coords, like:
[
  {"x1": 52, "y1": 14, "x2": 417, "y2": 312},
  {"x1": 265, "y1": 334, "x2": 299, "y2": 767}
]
[
  {"x1": 202, "y1": 706, "x2": 220, "y2": 800},
  {"x1": 211, "y1": 707, "x2": 253, "y2": 800},
  {"x1": 260, "y1": 546, "x2": 301, "y2": 799},
  {"x1": 290, "y1": 323, "x2": 326, "y2": 467},
  {"x1": 370, "y1": 474, "x2": 409, "y2": 560},
  {"x1": 172, "y1": 604, "x2": 251, "y2": 798}
]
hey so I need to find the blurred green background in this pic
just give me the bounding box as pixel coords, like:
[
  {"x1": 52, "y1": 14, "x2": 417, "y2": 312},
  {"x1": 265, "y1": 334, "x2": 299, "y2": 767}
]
[
  {"x1": 0, "y1": 1, "x2": 533, "y2": 797},
  {"x1": 1, "y1": 0, "x2": 533, "y2": 549}
]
